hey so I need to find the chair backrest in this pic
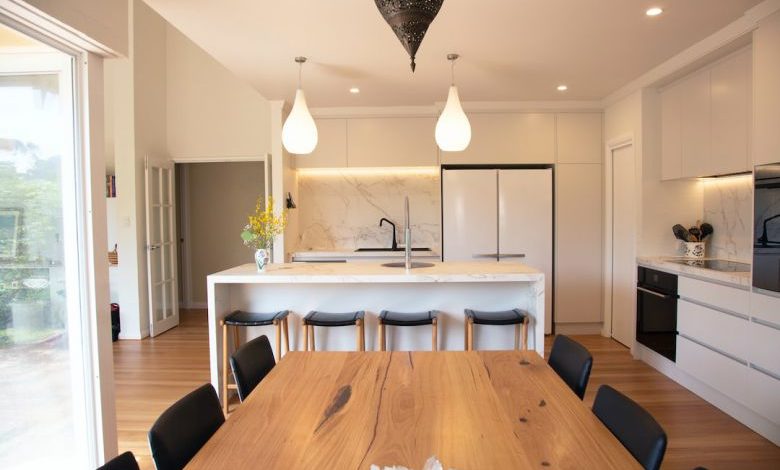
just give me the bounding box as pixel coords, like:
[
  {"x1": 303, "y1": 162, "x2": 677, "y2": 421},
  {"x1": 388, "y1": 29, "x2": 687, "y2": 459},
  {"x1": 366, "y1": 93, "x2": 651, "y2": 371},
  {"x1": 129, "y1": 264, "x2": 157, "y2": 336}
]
[
  {"x1": 548, "y1": 335, "x2": 593, "y2": 399},
  {"x1": 592, "y1": 385, "x2": 668, "y2": 470},
  {"x1": 148, "y1": 384, "x2": 225, "y2": 470},
  {"x1": 230, "y1": 334, "x2": 276, "y2": 402},
  {"x1": 97, "y1": 451, "x2": 139, "y2": 470}
]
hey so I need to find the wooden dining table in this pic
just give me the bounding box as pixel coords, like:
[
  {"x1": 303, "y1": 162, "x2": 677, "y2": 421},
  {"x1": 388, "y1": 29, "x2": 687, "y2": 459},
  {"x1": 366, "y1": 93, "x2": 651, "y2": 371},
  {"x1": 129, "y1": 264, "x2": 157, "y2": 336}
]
[{"x1": 186, "y1": 351, "x2": 640, "y2": 469}]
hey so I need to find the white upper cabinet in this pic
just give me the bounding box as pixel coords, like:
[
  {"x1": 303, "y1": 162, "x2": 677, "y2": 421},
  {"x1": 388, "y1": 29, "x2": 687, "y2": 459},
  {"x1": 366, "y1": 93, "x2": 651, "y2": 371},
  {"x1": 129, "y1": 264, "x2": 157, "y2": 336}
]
[
  {"x1": 294, "y1": 119, "x2": 347, "y2": 168},
  {"x1": 661, "y1": 47, "x2": 752, "y2": 179},
  {"x1": 711, "y1": 48, "x2": 751, "y2": 175},
  {"x1": 754, "y1": 11, "x2": 780, "y2": 167},
  {"x1": 556, "y1": 113, "x2": 602, "y2": 163},
  {"x1": 440, "y1": 113, "x2": 555, "y2": 165},
  {"x1": 680, "y1": 71, "x2": 711, "y2": 178},
  {"x1": 347, "y1": 117, "x2": 437, "y2": 167}
]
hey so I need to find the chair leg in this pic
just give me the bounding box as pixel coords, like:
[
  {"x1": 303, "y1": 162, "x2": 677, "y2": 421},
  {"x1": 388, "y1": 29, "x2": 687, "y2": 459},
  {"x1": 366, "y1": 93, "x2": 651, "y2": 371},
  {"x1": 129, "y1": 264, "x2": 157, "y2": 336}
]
[
  {"x1": 514, "y1": 323, "x2": 521, "y2": 350},
  {"x1": 467, "y1": 318, "x2": 474, "y2": 351},
  {"x1": 282, "y1": 317, "x2": 290, "y2": 354},
  {"x1": 221, "y1": 321, "x2": 229, "y2": 415},
  {"x1": 310, "y1": 326, "x2": 316, "y2": 351},
  {"x1": 303, "y1": 324, "x2": 309, "y2": 352},
  {"x1": 357, "y1": 318, "x2": 365, "y2": 351},
  {"x1": 274, "y1": 319, "x2": 282, "y2": 360},
  {"x1": 522, "y1": 317, "x2": 529, "y2": 351},
  {"x1": 432, "y1": 317, "x2": 438, "y2": 351},
  {"x1": 379, "y1": 322, "x2": 386, "y2": 351}
]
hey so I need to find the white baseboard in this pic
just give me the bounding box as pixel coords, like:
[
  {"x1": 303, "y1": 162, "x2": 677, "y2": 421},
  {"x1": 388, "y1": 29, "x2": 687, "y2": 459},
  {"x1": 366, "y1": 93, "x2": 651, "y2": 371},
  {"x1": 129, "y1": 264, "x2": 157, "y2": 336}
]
[
  {"x1": 636, "y1": 343, "x2": 780, "y2": 446},
  {"x1": 554, "y1": 322, "x2": 604, "y2": 335}
]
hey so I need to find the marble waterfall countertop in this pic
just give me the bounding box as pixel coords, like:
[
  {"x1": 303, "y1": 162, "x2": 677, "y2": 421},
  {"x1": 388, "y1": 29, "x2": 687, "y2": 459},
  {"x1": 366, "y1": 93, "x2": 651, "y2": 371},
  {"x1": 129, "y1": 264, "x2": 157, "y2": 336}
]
[
  {"x1": 637, "y1": 256, "x2": 751, "y2": 288},
  {"x1": 208, "y1": 261, "x2": 543, "y2": 284}
]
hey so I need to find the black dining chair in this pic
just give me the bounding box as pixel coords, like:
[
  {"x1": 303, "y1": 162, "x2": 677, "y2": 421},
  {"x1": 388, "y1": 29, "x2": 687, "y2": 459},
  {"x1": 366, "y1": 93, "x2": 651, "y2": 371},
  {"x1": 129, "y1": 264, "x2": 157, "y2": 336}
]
[
  {"x1": 230, "y1": 334, "x2": 276, "y2": 402},
  {"x1": 548, "y1": 335, "x2": 593, "y2": 400},
  {"x1": 148, "y1": 384, "x2": 225, "y2": 470},
  {"x1": 97, "y1": 451, "x2": 139, "y2": 470},
  {"x1": 592, "y1": 385, "x2": 668, "y2": 470}
]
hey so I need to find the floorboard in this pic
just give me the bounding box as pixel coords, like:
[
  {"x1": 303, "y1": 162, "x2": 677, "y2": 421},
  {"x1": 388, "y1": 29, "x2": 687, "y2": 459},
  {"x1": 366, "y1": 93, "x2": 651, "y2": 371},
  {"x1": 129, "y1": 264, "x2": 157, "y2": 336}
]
[{"x1": 113, "y1": 309, "x2": 780, "y2": 469}]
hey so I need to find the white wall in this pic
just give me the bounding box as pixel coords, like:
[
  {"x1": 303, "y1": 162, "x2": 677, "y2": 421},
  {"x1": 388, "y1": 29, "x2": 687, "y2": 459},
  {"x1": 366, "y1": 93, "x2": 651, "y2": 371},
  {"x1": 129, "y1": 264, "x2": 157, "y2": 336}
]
[
  {"x1": 181, "y1": 162, "x2": 265, "y2": 305},
  {"x1": 166, "y1": 26, "x2": 271, "y2": 160},
  {"x1": 20, "y1": 0, "x2": 128, "y2": 55}
]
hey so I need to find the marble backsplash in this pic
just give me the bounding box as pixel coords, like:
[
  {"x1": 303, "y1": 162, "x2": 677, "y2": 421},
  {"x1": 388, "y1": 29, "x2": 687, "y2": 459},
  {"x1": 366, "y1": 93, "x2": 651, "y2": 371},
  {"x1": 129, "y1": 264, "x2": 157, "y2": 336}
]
[
  {"x1": 295, "y1": 169, "x2": 441, "y2": 252},
  {"x1": 702, "y1": 175, "x2": 753, "y2": 262}
]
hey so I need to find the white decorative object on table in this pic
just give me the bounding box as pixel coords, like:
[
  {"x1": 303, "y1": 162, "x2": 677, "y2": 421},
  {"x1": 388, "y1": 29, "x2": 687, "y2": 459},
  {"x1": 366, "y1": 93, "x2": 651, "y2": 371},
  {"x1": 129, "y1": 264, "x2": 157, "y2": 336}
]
[
  {"x1": 254, "y1": 248, "x2": 269, "y2": 272},
  {"x1": 683, "y1": 241, "x2": 705, "y2": 258},
  {"x1": 370, "y1": 455, "x2": 447, "y2": 470}
]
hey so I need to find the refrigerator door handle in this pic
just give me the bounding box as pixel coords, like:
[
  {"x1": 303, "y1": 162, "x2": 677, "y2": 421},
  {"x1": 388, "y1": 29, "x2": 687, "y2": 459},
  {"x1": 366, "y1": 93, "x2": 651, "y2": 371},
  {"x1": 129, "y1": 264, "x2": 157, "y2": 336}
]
[
  {"x1": 498, "y1": 253, "x2": 526, "y2": 259},
  {"x1": 472, "y1": 253, "x2": 499, "y2": 259}
]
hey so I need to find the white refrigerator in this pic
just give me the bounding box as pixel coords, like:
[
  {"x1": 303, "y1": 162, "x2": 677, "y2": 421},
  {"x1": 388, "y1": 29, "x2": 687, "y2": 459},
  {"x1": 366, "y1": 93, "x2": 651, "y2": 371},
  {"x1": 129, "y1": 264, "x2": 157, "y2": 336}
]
[{"x1": 442, "y1": 168, "x2": 553, "y2": 334}]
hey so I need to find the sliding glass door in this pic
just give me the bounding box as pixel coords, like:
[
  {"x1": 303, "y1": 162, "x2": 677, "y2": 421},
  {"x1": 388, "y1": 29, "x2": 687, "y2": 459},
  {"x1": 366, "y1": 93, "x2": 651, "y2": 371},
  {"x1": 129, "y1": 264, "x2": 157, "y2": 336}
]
[{"x1": 0, "y1": 23, "x2": 96, "y2": 468}]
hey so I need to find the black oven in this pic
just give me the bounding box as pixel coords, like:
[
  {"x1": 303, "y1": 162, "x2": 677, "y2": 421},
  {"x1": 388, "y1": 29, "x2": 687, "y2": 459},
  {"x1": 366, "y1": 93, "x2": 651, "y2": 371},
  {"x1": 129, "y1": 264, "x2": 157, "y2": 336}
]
[
  {"x1": 636, "y1": 267, "x2": 678, "y2": 362},
  {"x1": 754, "y1": 163, "x2": 780, "y2": 293}
]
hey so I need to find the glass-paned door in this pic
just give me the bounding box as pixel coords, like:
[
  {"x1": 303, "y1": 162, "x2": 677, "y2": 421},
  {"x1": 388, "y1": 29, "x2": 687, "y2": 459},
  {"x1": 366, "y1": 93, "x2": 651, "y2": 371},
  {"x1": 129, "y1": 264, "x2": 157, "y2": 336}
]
[
  {"x1": 0, "y1": 24, "x2": 96, "y2": 468},
  {"x1": 146, "y1": 160, "x2": 179, "y2": 336}
]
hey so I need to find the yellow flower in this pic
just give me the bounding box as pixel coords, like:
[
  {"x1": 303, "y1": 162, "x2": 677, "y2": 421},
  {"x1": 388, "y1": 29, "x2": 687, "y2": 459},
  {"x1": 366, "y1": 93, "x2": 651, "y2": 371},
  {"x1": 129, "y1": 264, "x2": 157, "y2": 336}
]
[{"x1": 240, "y1": 196, "x2": 287, "y2": 250}]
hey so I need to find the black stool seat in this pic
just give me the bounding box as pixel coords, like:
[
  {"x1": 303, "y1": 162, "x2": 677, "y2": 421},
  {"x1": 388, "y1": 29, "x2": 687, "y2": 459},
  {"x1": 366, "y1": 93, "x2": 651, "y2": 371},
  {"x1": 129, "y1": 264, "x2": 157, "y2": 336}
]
[
  {"x1": 380, "y1": 310, "x2": 437, "y2": 326},
  {"x1": 223, "y1": 310, "x2": 288, "y2": 326},
  {"x1": 465, "y1": 308, "x2": 527, "y2": 325},
  {"x1": 304, "y1": 310, "x2": 365, "y2": 327}
]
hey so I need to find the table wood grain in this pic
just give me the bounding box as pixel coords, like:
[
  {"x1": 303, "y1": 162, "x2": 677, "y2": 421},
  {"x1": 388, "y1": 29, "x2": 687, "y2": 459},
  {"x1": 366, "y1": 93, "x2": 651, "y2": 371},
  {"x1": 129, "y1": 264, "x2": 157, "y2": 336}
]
[{"x1": 186, "y1": 351, "x2": 640, "y2": 469}]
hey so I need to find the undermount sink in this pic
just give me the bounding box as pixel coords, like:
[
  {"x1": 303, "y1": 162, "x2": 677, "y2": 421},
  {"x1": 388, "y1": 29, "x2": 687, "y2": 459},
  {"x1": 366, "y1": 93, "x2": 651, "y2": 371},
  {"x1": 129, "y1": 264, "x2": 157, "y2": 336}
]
[
  {"x1": 355, "y1": 247, "x2": 431, "y2": 252},
  {"x1": 381, "y1": 261, "x2": 436, "y2": 269}
]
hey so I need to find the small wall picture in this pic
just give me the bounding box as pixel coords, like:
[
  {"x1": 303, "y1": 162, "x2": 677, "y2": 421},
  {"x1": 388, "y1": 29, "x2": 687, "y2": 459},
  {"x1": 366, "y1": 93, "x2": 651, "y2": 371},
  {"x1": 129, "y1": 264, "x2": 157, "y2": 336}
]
[{"x1": 0, "y1": 208, "x2": 22, "y2": 259}]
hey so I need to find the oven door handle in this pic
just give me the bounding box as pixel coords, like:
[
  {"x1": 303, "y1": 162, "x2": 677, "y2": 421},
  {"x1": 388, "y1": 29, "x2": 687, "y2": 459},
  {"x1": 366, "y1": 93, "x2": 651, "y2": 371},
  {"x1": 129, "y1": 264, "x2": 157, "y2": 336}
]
[{"x1": 637, "y1": 286, "x2": 671, "y2": 299}]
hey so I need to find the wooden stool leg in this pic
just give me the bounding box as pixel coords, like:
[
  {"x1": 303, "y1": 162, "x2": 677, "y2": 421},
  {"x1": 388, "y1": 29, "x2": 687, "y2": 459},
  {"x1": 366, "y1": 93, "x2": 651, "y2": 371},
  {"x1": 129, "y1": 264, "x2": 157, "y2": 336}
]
[
  {"x1": 303, "y1": 324, "x2": 309, "y2": 352},
  {"x1": 514, "y1": 323, "x2": 521, "y2": 350},
  {"x1": 310, "y1": 326, "x2": 316, "y2": 351},
  {"x1": 467, "y1": 318, "x2": 474, "y2": 351},
  {"x1": 357, "y1": 318, "x2": 365, "y2": 351},
  {"x1": 464, "y1": 318, "x2": 469, "y2": 350},
  {"x1": 522, "y1": 317, "x2": 529, "y2": 351},
  {"x1": 379, "y1": 322, "x2": 386, "y2": 351},
  {"x1": 432, "y1": 317, "x2": 438, "y2": 351},
  {"x1": 233, "y1": 325, "x2": 240, "y2": 349},
  {"x1": 283, "y1": 317, "x2": 290, "y2": 354},
  {"x1": 221, "y1": 321, "x2": 229, "y2": 415},
  {"x1": 274, "y1": 319, "x2": 282, "y2": 360}
]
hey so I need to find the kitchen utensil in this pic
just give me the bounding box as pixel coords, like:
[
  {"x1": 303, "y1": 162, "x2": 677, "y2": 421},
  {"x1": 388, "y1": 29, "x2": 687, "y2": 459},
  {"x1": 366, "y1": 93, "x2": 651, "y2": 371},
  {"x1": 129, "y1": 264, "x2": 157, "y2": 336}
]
[
  {"x1": 672, "y1": 224, "x2": 688, "y2": 241},
  {"x1": 700, "y1": 223, "x2": 714, "y2": 240},
  {"x1": 688, "y1": 226, "x2": 702, "y2": 242}
]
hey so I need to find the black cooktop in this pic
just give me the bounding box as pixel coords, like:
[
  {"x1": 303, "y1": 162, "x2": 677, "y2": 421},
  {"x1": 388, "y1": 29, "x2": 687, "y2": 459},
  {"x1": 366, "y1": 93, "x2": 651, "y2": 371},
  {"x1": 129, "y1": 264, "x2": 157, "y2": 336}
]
[{"x1": 667, "y1": 259, "x2": 751, "y2": 272}]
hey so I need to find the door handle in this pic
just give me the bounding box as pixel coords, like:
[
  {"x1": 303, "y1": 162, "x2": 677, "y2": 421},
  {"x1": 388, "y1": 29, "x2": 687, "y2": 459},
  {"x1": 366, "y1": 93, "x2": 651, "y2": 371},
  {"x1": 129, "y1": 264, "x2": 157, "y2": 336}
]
[
  {"x1": 472, "y1": 253, "x2": 499, "y2": 259},
  {"x1": 498, "y1": 253, "x2": 526, "y2": 259},
  {"x1": 148, "y1": 244, "x2": 161, "y2": 251},
  {"x1": 637, "y1": 286, "x2": 670, "y2": 299}
]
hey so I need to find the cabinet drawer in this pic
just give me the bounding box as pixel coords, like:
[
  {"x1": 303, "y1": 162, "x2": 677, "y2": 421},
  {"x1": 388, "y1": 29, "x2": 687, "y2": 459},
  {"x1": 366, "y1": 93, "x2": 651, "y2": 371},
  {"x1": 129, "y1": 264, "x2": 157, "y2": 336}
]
[
  {"x1": 750, "y1": 291, "x2": 780, "y2": 326},
  {"x1": 678, "y1": 299, "x2": 748, "y2": 361},
  {"x1": 677, "y1": 335, "x2": 749, "y2": 406},
  {"x1": 748, "y1": 320, "x2": 780, "y2": 378},
  {"x1": 678, "y1": 276, "x2": 749, "y2": 315},
  {"x1": 748, "y1": 367, "x2": 780, "y2": 425}
]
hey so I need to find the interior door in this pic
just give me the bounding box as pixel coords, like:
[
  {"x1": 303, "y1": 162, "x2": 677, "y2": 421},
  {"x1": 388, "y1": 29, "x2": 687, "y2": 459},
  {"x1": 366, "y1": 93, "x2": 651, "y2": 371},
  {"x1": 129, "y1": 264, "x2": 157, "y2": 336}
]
[
  {"x1": 611, "y1": 144, "x2": 636, "y2": 347},
  {"x1": 442, "y1": 169, "x2": 497, "y2": 261},
  {"x1": 146, "y1": 158, "x2": 179, "y2": 336},
  {"x1": 498, "y1": 169, "x2": 553, "y2": 333}
]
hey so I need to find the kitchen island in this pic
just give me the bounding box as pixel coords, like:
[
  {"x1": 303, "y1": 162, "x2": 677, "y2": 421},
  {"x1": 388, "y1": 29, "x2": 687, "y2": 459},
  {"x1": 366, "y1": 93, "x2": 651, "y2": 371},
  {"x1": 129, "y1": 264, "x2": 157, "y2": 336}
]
[{"x1": 207, "y1": 261, "x2": 544, "y2": 402}]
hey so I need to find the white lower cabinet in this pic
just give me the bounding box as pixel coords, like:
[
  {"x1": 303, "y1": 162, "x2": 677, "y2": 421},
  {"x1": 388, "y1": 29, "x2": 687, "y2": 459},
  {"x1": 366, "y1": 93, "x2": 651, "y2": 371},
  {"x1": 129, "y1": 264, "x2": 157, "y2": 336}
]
[
  {"x1": 747, "y1": 367, "x2": 780, "y2": 425},
  {"x1": 677, "y1": 299, "x2": 748, "y2": 361},
  {"x1": 747, "y1": 320, "x2": 780, "y2": 378},
  {"x1": 676, "y1": 335, "x2": 750, "y2": 407}
]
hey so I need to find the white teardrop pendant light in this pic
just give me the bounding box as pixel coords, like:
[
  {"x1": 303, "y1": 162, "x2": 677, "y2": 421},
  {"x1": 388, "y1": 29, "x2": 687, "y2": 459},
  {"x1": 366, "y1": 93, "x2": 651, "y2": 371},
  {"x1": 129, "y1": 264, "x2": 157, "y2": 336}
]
[
  {"x1": 435, "y1": 53, "x2": 471, "y2": 152},
  {"x1": 282, "y1": 56, "x2": 318, "y2": 155}
]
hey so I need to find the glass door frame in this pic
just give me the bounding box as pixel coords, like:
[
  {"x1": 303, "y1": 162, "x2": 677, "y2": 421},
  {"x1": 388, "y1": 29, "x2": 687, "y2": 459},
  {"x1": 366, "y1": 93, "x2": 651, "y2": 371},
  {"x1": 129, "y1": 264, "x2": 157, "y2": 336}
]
[{"x1": 0, "y1": 13, "x2": 117, "y2": 466}]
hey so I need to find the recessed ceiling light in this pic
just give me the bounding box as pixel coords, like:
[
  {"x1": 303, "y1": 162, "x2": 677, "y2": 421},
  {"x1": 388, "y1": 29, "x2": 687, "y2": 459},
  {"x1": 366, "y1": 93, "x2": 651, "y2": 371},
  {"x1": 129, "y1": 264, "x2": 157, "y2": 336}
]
[
  {"x1": 349, "y1": 87, "x2": 360, "y2": 94},
  {"x1": 646, "y1": 7, "x2": 663, "y2": 17},
  {"x1": 557, "y1": 84, "x2": 568, "y2": 92}
]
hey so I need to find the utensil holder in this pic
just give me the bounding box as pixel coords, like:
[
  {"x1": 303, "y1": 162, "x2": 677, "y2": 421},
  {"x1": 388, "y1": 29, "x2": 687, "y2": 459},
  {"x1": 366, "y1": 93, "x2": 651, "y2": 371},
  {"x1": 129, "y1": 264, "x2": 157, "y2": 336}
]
[{"x1": 682, "y1": 242, "x2": 705, "y2": 258}]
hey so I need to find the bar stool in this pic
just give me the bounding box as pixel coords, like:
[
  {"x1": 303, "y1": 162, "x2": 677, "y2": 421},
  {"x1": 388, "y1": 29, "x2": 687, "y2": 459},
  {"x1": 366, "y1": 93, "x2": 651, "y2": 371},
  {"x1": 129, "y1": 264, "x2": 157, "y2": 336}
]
[
  {"x1": 464, "y1": 308, "x2": 528, "y2": 351},
  {"x1": 378, "y1": 310, "x2": 439, "y2": 351},
  {"x1": 220, "y1": 310, "x2": 289, "y2": 414},
  {"x1": 303, "y1": 311, "x2": 365, "y2": 351}
]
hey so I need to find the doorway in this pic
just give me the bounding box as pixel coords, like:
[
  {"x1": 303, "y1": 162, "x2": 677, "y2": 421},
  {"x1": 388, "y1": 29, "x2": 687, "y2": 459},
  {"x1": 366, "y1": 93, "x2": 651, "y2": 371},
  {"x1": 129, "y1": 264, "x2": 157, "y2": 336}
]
[{"x1": 604, "y1": 138, "x2": 637, "y2": 348}]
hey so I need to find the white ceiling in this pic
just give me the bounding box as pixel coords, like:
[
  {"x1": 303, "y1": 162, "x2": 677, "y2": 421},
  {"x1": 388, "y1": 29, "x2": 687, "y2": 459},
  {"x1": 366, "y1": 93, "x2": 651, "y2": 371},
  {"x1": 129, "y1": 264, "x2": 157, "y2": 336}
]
[{"x1": 143, "y1": 0, "x2": 761, "y2": 107}]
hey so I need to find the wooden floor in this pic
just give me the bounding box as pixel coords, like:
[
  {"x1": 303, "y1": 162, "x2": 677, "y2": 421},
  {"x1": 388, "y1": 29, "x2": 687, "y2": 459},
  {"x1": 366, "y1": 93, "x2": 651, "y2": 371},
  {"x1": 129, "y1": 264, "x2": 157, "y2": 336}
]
[{"x1": 114, "y1": 309, "x2": 780, "y2": 470}]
